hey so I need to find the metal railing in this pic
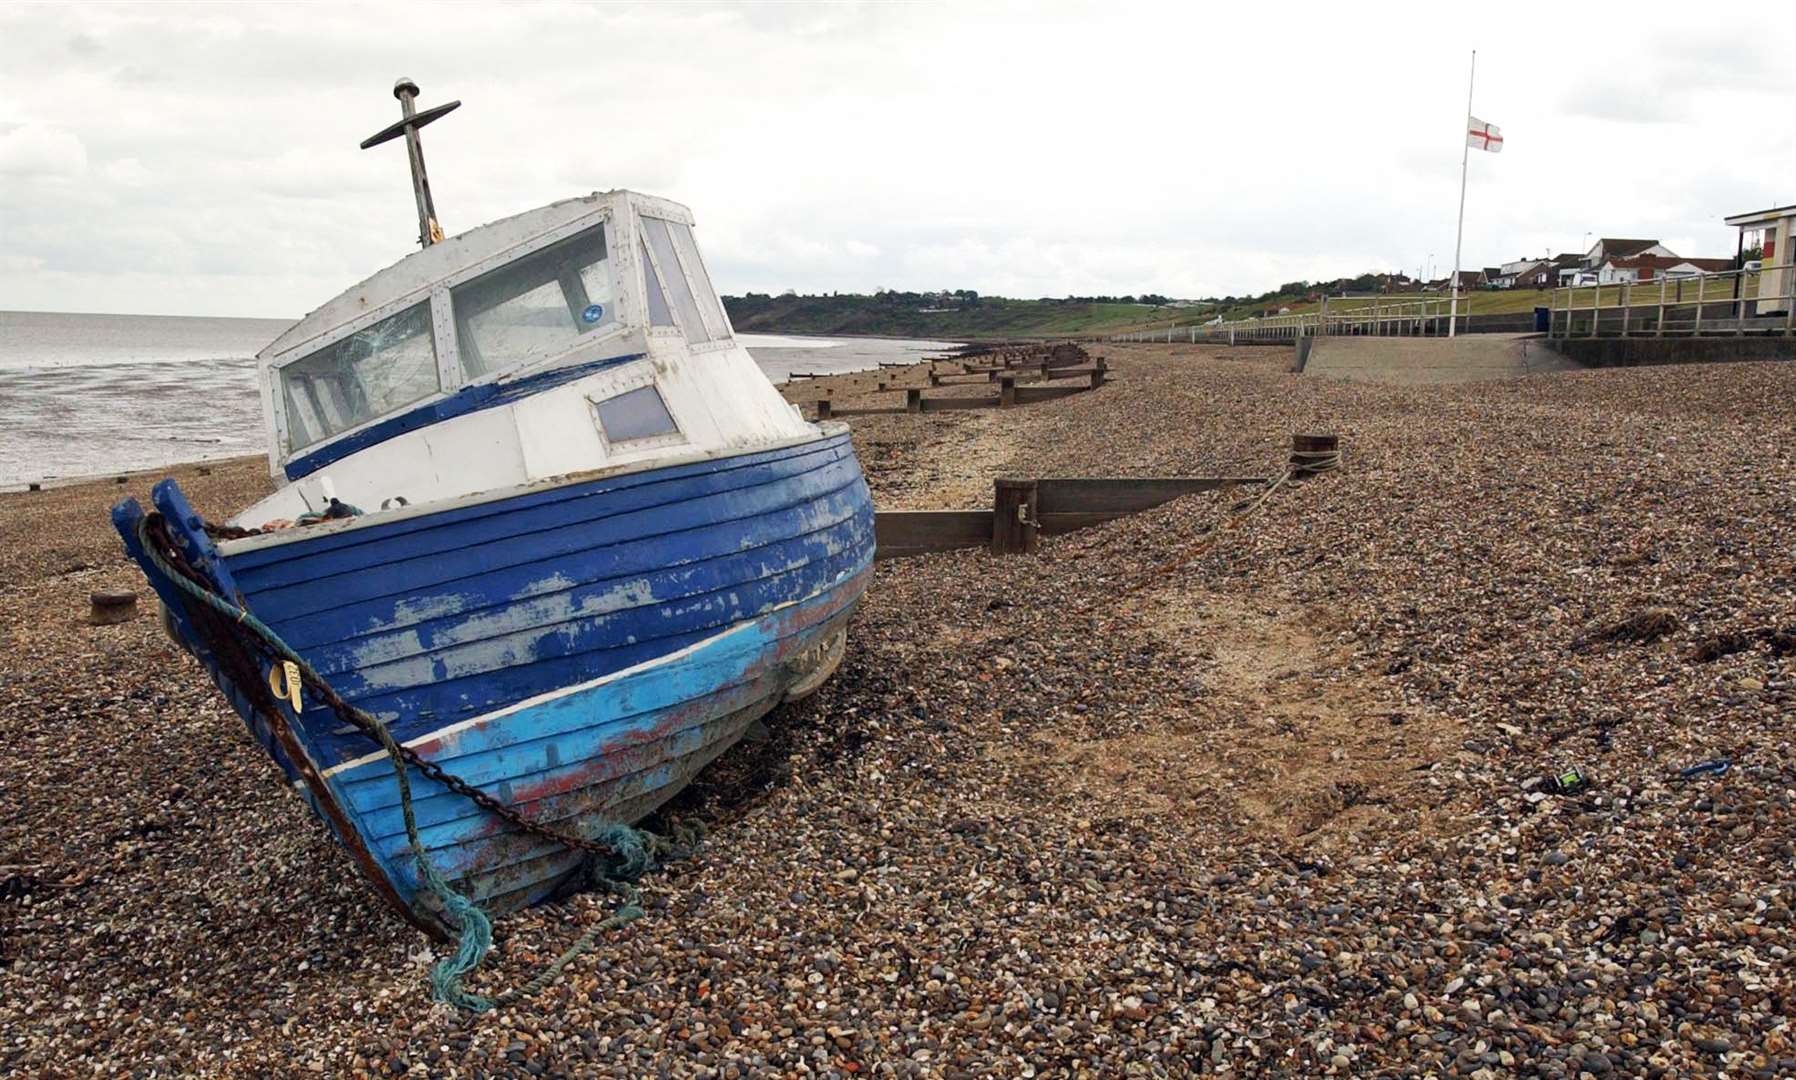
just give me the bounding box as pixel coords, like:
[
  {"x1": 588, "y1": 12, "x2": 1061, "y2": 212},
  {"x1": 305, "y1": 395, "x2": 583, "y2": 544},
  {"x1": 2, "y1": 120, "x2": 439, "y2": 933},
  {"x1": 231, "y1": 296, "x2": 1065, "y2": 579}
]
[
  {"x1": 1111, "y1": 296, "x2": 1456, "y2": 344},
  {"x1": 1548, "y1": 264, "x2": 1795, "y2": 338}
]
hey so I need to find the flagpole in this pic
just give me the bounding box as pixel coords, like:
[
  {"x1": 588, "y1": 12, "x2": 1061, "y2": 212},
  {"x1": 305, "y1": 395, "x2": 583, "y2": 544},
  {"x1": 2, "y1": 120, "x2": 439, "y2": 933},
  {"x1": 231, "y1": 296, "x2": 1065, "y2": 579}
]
[{"x1": 1450, "y1": 49, "x2": 1475, "y2": 339}]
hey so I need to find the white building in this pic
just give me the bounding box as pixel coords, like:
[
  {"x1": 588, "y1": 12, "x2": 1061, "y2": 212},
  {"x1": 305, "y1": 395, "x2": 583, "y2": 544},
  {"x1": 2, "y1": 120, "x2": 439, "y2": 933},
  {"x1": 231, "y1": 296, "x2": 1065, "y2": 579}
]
[
  {"x1": 1496, "y1": 257, "x2": 1544, "y2": 287},
  {"x1": 1583, "y1": 238, "x2": 1676, "y2": 267},
  {"x1": 1595, "y1": 255, "x2": 1733, "y2": 285}
]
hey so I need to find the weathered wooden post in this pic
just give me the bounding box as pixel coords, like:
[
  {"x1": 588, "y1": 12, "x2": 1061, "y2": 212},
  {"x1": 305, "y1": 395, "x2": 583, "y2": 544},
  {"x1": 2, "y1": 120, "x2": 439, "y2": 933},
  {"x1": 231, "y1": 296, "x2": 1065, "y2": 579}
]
[
  {"x1": 991, "y1": 478, "x2": 1039, "y2": 555},
  {"x1": 999, "y1": 374, "x2": 1017, "y2": 407},
  {"x1": 905, "y1": 388, "x2": 922, "y2": 413},
  {"x1": 90, "y1": 590, "x2": 138, "y2": 625},
  {"x1": 1289, "y1": 434, "x2": 1340, "y2": 478},
  {"x1": 815, "y1": 398, "x2": 833, "y2": 421}
]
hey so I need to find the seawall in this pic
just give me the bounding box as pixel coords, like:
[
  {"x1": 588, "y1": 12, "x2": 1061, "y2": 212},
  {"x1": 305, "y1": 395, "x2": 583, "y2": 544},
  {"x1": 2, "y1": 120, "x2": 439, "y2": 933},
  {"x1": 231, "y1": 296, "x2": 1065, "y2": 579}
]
[{"x1": 1546, "y1": 336, "x2": 1796, "y2": 367}]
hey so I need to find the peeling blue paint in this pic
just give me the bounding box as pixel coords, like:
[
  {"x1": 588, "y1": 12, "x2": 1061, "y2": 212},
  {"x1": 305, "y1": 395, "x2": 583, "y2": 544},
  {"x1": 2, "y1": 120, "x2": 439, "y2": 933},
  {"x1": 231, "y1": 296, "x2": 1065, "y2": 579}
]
[{"x1": 115, "y1": 429, "x2": 873, "y2": 927}]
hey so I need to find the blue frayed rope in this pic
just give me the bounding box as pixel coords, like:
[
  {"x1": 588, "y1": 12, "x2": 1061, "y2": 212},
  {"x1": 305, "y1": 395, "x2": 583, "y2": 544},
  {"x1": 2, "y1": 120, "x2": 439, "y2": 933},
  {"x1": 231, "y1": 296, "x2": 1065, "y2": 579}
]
[{"x1": 138, "y1": 515, "x2": 695, "y2": 1012}]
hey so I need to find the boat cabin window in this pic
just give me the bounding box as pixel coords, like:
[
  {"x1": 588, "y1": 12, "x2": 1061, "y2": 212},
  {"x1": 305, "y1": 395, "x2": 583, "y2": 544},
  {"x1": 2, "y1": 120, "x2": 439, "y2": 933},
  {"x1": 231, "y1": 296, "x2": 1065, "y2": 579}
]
[
  {"x1": 641, "y1": 243, "x2": 675, "y2": 327},
  {"x1": 280, "y1": 302, "x2": 438, "y2": 451},
  {"x1": 668, "y1": 220, "x2": 731, "y2": 338},
  {"x1": 451, "y1": 223, "x2": 616, "y2": 378},
  {"x1": 591, "y1": 385, "x2": 680, "y2": 447},
  {"x1": 641, "y1": 216, "x2": 718, "y2": 343}
]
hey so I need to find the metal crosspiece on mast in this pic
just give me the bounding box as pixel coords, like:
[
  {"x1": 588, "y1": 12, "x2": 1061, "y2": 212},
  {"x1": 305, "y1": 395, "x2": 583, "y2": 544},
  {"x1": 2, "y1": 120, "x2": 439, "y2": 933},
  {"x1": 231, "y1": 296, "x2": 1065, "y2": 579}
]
[{"x1": 360, "y1": 77, "x2": 460, "y2": 249}]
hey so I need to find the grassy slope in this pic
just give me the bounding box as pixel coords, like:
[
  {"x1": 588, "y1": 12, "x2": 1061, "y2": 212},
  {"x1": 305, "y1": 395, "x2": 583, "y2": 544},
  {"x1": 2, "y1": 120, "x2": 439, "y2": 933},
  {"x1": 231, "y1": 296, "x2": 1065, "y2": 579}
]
[
  {"x1": 723, "y1": 295, "x2": 1198, "y2": 339},
  {"x1": 723, "y1": 276, "x2": 1761, "y2": 340},
  {"x1": 1262, "y1": 277, "x2": 1757, "y2": 319}
]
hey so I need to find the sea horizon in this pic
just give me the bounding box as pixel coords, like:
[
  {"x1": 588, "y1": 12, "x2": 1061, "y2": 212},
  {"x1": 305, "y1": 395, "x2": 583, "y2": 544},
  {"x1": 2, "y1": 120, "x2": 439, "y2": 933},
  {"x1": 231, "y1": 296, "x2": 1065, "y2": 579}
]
[{"x1": 0, "y1": 309, "x2": 959, "y2": 488}]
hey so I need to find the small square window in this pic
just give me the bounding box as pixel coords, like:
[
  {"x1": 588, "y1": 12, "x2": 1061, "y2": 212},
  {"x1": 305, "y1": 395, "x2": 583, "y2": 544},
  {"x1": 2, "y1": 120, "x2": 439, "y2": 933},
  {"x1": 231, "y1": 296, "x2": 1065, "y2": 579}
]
[{"x1": 592, "y1": 385, "x2": 680, "y2": 444}]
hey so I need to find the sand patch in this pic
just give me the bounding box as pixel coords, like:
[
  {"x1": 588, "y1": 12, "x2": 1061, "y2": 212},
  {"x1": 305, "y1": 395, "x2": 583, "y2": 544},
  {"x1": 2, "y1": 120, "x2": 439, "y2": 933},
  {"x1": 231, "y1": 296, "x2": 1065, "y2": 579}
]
[
  {"x1": 1145, "y1": 590, "x2": 1458, "y2": 849},
  {"x1": 1007, "y1": 587, "x2": 1458, "y2": 853}
]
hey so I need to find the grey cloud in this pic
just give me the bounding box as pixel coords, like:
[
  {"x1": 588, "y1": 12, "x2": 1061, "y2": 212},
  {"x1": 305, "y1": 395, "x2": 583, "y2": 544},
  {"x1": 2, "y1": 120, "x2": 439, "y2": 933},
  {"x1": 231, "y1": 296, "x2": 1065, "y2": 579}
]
[
  {"x1": 1, "y1": 2, "x2": 1792, "y2": 316},
  {"x1": 1560, "y1": 82, "x2": 1685, "y2": 125},
  {"x1": 0, "y1": 124, "x2": 89, "y2": 178}
]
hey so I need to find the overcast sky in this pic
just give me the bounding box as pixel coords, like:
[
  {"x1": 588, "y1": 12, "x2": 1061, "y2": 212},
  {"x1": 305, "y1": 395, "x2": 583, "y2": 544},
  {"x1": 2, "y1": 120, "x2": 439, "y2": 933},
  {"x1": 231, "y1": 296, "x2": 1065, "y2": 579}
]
[{"x1": 2, "y1": 2, "x2": 1792, "y2": 319}]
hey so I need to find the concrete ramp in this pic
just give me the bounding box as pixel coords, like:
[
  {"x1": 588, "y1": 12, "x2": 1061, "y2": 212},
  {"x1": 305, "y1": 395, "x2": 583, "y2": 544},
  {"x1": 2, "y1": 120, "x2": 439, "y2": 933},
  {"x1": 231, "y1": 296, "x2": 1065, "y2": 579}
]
[{"x1": 1302, "y1": 333, "x2": 1579, "y2": 384}]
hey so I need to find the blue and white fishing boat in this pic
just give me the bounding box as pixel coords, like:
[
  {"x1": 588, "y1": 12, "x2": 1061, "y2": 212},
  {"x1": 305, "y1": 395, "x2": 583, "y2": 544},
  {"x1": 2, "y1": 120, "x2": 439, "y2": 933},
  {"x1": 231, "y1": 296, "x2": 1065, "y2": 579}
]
[{"x1": 112, "y1": 81, "x2": 874, "y2": 947}]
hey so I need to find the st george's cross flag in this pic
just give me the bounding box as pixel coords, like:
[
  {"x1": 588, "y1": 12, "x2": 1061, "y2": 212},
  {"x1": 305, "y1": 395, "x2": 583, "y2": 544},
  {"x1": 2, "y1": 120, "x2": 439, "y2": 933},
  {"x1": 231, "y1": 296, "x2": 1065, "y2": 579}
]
[{"x1": 1467, "y1": 117, "x2": 1503, "y2": 152}]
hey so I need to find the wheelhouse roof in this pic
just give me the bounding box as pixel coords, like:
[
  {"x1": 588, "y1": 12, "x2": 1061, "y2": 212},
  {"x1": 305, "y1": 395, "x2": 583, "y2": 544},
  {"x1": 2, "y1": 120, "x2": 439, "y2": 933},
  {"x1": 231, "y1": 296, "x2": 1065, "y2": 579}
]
[{"x1": 259, "y1": 189, "x2": 693, "y2": 364}]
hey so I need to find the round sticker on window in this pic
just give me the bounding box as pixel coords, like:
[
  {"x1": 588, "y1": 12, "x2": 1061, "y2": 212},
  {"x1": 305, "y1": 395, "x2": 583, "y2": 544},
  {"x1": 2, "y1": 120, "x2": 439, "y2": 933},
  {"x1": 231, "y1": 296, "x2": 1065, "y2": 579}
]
[{"x1": 581, "y1": 303, "x2": 604, "y2": 324}]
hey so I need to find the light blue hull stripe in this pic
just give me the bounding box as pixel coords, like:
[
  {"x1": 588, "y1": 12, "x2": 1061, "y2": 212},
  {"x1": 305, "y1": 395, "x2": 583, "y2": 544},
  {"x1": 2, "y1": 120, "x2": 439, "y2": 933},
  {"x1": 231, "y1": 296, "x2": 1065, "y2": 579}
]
[{"x1": 113, "y1": 429, "x2": 875, "y2": 926}]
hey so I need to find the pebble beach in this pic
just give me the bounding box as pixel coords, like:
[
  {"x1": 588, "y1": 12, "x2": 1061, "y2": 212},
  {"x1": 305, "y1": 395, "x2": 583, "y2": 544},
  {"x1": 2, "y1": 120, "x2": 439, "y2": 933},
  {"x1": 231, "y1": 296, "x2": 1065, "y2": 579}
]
[{"x1": 3, "y1": 343, "x2": 1793, "y2": 1077}]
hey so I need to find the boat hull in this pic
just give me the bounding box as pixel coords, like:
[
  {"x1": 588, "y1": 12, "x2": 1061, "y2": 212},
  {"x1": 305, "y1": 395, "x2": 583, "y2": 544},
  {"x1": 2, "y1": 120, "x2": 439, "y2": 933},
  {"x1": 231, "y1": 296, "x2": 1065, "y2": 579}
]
[{"x1": 114, "y1": 428, "x2": 873, "y2": 931}]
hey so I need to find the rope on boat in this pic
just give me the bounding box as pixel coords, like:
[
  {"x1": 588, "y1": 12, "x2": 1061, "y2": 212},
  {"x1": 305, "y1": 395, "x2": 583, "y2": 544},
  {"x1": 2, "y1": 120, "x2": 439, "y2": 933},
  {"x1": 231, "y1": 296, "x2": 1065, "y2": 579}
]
[{"x1": 136, "y1": 513, "x2": 697, "y2": 1012}]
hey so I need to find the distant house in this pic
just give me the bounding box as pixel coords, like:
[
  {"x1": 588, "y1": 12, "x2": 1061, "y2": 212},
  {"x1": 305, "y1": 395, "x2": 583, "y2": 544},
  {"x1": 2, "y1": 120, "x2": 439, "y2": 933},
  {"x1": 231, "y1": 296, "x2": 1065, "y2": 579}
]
[
  {"x1": 1493, "y1": 254, "x2": 1580, "y2": 289},
  {"x1": 1541, "y1": 254, "x2": 1582, "y2": 287},
  {"x1": 1583, "y1": 238, "x2": 1676, "y2": 268},
  {"x1": 1596, "y1": 254, "x2": 1733, "y2": 284},
  {"x1": 1495, "y1": 258, "x2": 1545, "y2": 288},
  {"x1": 1560, "y1": 242, "x2": 1633, "y2": 285},
  {"x1": 1494, "y1": 257, "x2": 1540, "y2": 288}
]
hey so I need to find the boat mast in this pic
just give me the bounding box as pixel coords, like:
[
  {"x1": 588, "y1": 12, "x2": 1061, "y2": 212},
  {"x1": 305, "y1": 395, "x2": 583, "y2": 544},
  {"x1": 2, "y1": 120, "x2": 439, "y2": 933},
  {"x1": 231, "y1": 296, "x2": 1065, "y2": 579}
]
[{"x1": 360, "y1": 77, "x2": 460, "y2": 248}]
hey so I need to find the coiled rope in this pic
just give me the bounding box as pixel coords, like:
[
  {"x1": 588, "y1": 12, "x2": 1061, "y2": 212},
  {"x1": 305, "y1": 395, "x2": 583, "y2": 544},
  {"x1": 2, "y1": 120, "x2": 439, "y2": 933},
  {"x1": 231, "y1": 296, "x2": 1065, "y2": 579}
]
[{"x1": 136, "y1": 514, "x2": 696, "y2": 1011}]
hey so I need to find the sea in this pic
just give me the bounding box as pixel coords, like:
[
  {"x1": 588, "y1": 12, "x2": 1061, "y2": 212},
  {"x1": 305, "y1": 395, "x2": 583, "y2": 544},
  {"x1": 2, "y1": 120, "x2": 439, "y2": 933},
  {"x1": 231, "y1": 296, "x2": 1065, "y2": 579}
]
[{"x1": 0, "y1": 310, "x2": 960, "y2": 489}]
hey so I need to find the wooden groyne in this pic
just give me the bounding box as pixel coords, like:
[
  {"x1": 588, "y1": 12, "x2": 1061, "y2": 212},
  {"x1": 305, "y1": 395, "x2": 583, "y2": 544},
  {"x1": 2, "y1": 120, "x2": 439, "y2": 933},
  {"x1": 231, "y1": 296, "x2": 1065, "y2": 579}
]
[{"x1": 780, "y1": 342, "x2": 1110, "y2": 420}]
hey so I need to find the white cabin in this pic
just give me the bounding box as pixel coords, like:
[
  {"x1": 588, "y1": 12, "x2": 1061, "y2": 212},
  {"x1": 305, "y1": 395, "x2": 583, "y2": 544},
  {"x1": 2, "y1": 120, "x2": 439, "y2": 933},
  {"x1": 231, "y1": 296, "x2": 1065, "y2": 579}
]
[{"x1": 236, "y1": 191, "x2": 812, "y2": 529}]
